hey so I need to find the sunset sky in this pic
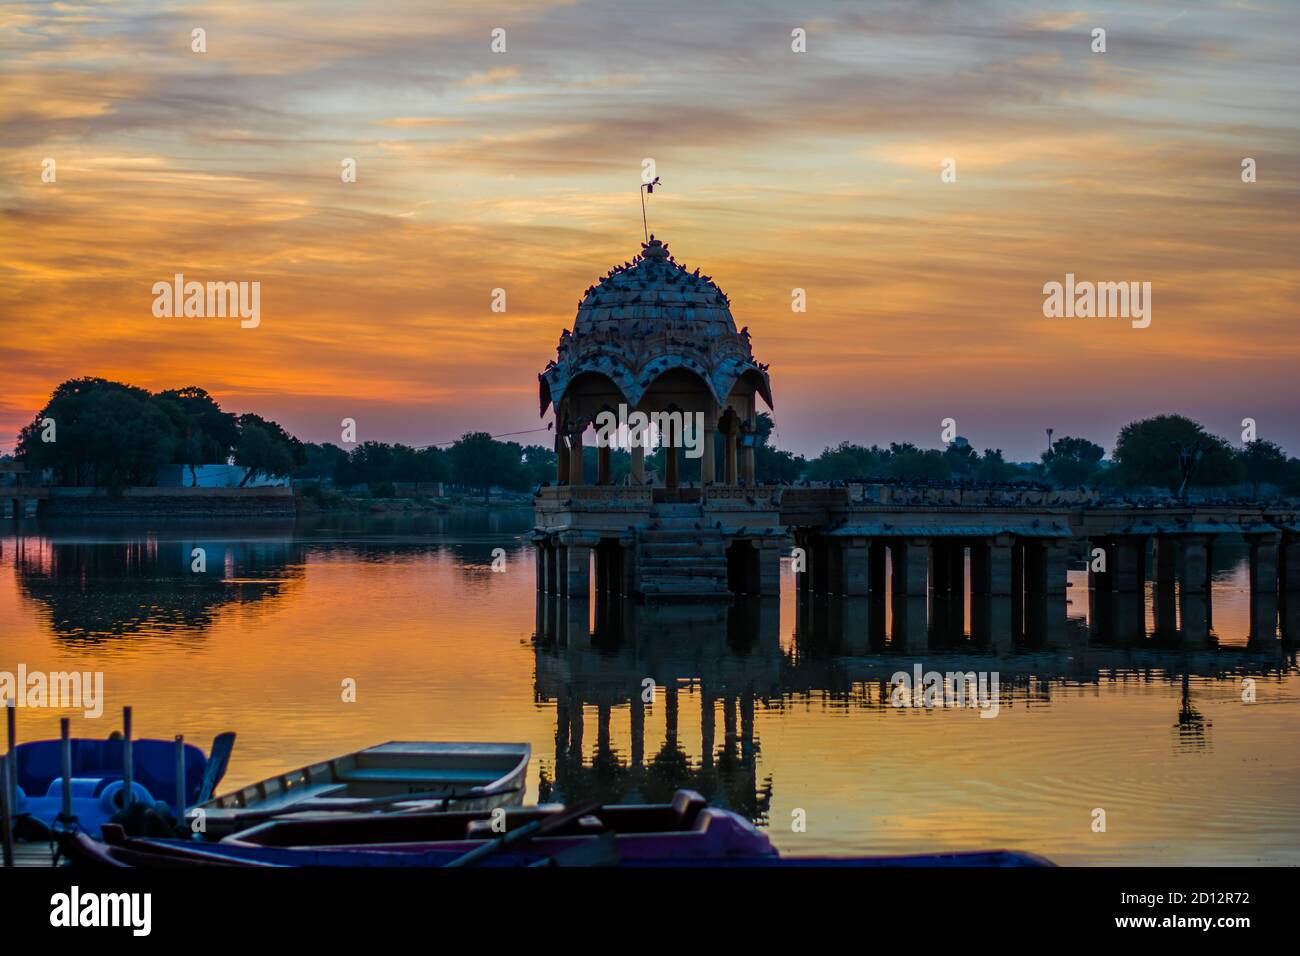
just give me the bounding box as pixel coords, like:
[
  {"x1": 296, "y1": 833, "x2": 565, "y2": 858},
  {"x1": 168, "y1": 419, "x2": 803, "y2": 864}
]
[{"x1": 2, "y1": 0, "x2": 1297, "y2": 461}]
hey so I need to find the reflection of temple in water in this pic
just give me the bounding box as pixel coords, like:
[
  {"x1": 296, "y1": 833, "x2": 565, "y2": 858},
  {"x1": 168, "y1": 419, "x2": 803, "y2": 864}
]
[
  {"x1": 535, "y1": 597, "x2": 777, "y2": 822},
  {"x1": 535, "y1": 589, "x2": 1296, "y2": 816}
]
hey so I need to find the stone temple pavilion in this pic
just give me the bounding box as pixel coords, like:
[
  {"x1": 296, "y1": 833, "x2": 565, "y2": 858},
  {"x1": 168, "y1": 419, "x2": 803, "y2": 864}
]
[
  {"x1": 534, "y1": 236, "x2": 786, "y2": 599},
  {"x1": 534, "y1": 237, "x2": 1298, "y2": 648}
]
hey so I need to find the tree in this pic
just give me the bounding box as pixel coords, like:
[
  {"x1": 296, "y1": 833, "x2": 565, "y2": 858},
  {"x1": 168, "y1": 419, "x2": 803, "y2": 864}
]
[
  {"x1": 1238, "y1": 440, "x2": 1288, "y2": 498},
  {"x1": 1042, "y1": 435, "x2": 1105, "y2": 487},
  {"x1": 234, "y1": 413, "x2": 305, "y2": 486},
  {"x1": 449, "y1": 432, "x2": 526, "y2": 501},
  {"x1": 1112, "y1": 415, "x2": 1241, "y2": 492},
  {"x1": 974, "y1": 448, "x2": 1021, "y2": 482},
  {"x1": 17, "y1": 378, "x2": 178, "y2": 488},
  {"x1": 156, "y1": 386, "x2": 239, "y2": 486}
]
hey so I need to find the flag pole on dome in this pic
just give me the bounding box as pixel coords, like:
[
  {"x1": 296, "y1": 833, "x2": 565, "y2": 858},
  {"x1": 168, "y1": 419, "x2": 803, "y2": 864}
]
[{"x1": 640, "y1": 176, "x2": 662, "y2": 243}]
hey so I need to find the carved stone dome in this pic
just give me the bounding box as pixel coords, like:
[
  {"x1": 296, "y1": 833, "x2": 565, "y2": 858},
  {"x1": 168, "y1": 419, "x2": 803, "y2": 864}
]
[{"x1": 539, "y1": 236, "x2": 773, "y2": 415}]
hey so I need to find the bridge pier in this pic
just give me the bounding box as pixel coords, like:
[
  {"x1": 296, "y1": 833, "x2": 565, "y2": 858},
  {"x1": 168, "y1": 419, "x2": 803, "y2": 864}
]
[
  {"x1": 1111, "y1": 535, "x2": 1148, "y2": 643},
  {"x1": 1246, "y1": 532, "x2": 1280, "y2": 643},
  {"x1": 890, "y1": 537, "x2": 930, "y2": 651},
  {"x1": 1283, "y1": 534, "x2": 1300, "y2": 643},
  {"x1": 1024, "y1": 539, "x2": 1069, "y2": 647},
  {"x1": 1178, "y1": 535, "x2": 1212, "y2": 647},
  {"x1": 1152, "y1": 536, "x2": 1178, "y2": 640},
  {"x1": 971, "y1": 536, "x2": 1014, "y2": 653}
]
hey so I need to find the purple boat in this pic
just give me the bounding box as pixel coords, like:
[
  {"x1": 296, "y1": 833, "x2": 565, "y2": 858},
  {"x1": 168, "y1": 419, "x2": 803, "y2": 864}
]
[{"x1": 58, "y1": 789, "x2": 1052, "y2": 867}]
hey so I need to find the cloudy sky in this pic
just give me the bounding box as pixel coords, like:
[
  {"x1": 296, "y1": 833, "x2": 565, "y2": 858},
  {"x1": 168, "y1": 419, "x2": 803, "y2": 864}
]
[{"x1": 2, "y1": 0, "x2": 1297, "y2": 460}]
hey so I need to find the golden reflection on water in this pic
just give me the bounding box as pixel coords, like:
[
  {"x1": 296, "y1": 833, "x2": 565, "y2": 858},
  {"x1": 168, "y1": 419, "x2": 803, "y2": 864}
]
[{"x1": 1, "y1": 515, "x2": 1297, "y2": 865}]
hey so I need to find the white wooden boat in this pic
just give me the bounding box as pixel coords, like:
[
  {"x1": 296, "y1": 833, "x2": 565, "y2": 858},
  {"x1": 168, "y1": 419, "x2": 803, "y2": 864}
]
[{"x1": 195, "y1": 742, "x2": 529, "y2": 837}]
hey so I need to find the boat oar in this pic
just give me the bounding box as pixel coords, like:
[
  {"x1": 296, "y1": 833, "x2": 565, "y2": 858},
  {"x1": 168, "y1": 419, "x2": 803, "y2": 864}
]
[{"x1": 444, "y1": 801, "x2": 600, "y2": 868}]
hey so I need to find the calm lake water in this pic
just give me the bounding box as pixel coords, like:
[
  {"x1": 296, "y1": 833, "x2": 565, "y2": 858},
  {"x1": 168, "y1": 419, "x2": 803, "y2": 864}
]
[{"x1": 3, "y1": 511, "x2": 1298, "y2": 865}]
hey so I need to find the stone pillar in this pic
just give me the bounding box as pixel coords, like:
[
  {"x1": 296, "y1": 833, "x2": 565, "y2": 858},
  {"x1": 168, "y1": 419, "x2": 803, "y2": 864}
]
[
  {"x1": 1178, "y1": 535, "x2": 1211, "y2": 646},
  {"x1": 972, "y1": 536, "x2": 1013, "y2": 652},
  {"x1": 596, "y1": 444, "x2": 611, "y2": 485},
  {"x1": 841, "y1": 539, "x2": 871, "y2": 596},
  {"x1": 1026, "y1": 539, "x2": 1068, "y2": 647},
  {"x1": 701, "y1": 406, "x2": 717, "y2": 485},
  {"x1": 1112, "y1": 537, "x2": 1147, "y2": 593},
  {"x1": 630, "y1": 443, "x2": 645, "y2": 485},
  {"x1": 1283, "y1": 535, "x2": 1300, "y2": 643},
  {"x1": 812, "y1": 536, "x2": 830, "y2": 594},
  {"x1": 1282, "y1": 535, "x2": 1300, "y2": 592},
  {"x1": 741, "y1": 438, "x2": 755, "y2": 486},
  {"x1": 664, "y1": 442, "x2": 679, "y2": 489},
  {"x1": 555, "y1": 431, "x2": 569, "y2": 484},
  {"x1": 724, "y1": 429, "x2": 738, "y2": 485},
  {"x1": 890, "y1": 538, "x2": 930, "y2": 650},
  {"x1": 565, "y1": 541, "x2": 592, "y2": 596},
  {"x1": 556, "y1": 545, "x2": 569, "y2": 596},
  {"x1": 545, "y1": 543, "x2": 559, "y2": 594},
  {"x1": 1152, "y1": 536, "x2": 1177, "y2": 639},
  {"x1": 535, "y1": 543, "x2": 545, "y2": 592},
  {"x1": 1247, "y1": 532, "x2": 1280, "y2": 643},
  {"x1": 568, "y1": 429, "x2": 585, "y2": 485},
  {"x1": 868, "y1": 540, "x2": 887, "y2": 644},
  {"x1": 929, "y1": 540, "x2": 951, "y2": 638},
  {"x1": 1111, "y1": 535, "x2": 1147, "y2": 643}
]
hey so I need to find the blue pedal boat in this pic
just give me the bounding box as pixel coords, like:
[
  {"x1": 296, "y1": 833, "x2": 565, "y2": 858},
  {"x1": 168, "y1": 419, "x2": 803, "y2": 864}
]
[{"x1": 9, "y1": 732, "x2": 235, "y2": 836}]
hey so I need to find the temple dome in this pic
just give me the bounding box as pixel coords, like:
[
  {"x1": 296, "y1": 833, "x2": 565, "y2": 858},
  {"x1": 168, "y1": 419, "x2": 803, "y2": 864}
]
[{"x1": 539, "y1": 237, "x2": 773, "y2": 415}]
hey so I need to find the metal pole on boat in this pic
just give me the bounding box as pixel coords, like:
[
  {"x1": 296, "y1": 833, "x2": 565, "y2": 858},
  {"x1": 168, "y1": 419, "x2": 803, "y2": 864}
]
[
  {"x1": 60, "y1": 717, "x2": 72, "y2": 824},
  {"x1": 5, "y1": 700, "x2": 14, "y2": 814},
  {"x1": 1, "y1": 754, "x2": 14, "y2": 867},
  {"x1": 174, "y1": 734, "x2": 185, "y2": 823},
  {"x1": 122, "y1": 706, "x2": 133, "y2": 810}
]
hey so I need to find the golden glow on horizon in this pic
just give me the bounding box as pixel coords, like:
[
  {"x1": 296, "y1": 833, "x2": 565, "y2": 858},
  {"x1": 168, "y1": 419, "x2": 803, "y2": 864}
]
[{"x1": 2, "y1": 0, "x2": 1297, "y2": 458}]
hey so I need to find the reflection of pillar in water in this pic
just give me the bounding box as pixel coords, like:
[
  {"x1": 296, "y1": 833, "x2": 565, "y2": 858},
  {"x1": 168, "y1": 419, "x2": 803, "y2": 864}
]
[
  {"x1": 723, "y1": 694, "x2": 737, "y2": 760},
  {"x1": 665, "y1": 683, "x2": 678, "y2": 749},
  {"x1": 1247, "y1": 532, "x2": 1280, "y2": 644},
  {"x1": 597, "y1": 703, "x2": 611, "y2": 757},
  {"x1": 838, "y1": 596, "x2": 871, "y2": 656},
  {"x1": 555, "y1": 696, "x2": 571, "y2": 762},
  {"x1": 1178, "y1": 535, "x2": 1211, "y2": 647},
  {"x1": 561, "y1": 597, "x2": 588, "y2": 648},
  {"x1": 630, "y1": 693, "x2": 645, "y2": 770},
  {"x1": 568, "y1": 694, "x2": 584, "y2": 763},
  {"x1": 700, "y1": 683, "x2": 715, "y2": 771},
  {"x1": 740, "y1": 691, "x2": 755, "y2": 763}
]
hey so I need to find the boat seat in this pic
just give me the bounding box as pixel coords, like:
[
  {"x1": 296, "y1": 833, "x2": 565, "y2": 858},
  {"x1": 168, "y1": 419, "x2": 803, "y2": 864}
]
[{"x1": 335, "y1": 768, "x2": 501, "y2": 786}]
